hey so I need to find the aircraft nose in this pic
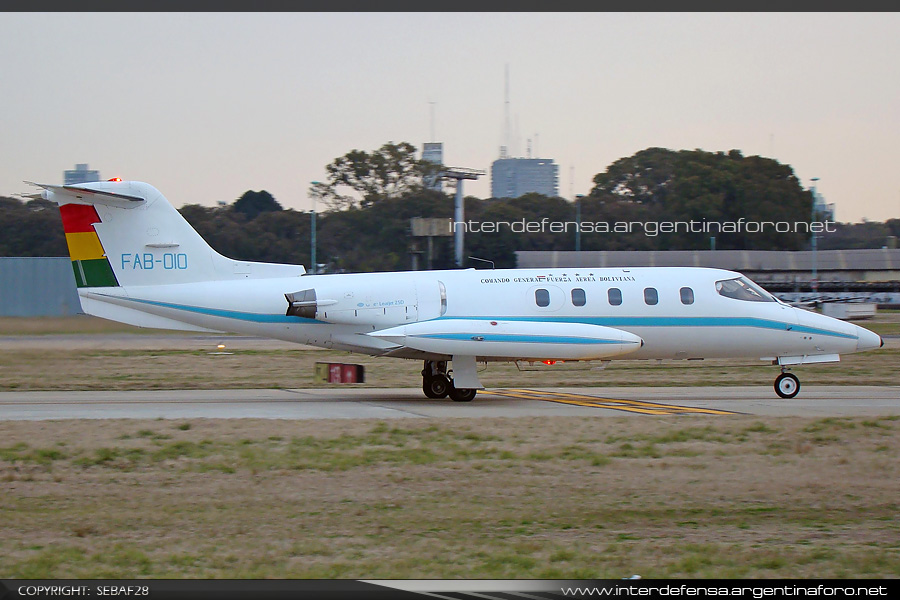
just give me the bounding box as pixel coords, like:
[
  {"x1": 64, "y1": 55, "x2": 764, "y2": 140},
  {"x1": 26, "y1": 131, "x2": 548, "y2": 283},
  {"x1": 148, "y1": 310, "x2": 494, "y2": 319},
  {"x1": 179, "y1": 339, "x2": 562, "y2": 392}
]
[{"x1": 855, "y1": 326, "x2": 883, "y2": 352}]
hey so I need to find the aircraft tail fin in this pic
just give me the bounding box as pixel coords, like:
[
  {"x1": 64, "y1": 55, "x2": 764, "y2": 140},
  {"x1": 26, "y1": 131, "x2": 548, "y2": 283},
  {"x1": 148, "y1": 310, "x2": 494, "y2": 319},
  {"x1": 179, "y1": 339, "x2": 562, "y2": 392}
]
[{"x1": 33, "y1": 180, "x2": 305, "y2": 288}]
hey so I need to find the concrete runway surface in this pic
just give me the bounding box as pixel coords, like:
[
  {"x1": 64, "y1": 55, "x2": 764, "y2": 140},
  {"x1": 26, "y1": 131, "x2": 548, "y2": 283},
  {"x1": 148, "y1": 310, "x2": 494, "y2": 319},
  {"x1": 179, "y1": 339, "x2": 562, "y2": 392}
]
[{"x1": 1, "y1": 386, "x2": 898, "y2": 421}]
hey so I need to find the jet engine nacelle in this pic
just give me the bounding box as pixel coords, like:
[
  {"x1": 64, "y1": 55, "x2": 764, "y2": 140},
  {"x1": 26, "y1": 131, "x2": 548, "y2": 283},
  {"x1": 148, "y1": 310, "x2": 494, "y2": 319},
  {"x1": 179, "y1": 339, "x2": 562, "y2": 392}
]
[
  {"x1": 285, "y1": 289, "x2": 321, "y2": 319},
  {"x1": 368, "y1": 319, "x2": 644, "y2": 360},
  {"x1": 285, "y1": 279, "x2": 421, "y2": 326}
]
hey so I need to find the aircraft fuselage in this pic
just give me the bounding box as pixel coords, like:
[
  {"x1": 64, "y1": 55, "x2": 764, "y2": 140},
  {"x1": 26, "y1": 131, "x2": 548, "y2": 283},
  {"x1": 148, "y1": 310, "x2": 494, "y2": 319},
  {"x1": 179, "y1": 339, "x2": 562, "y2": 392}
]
[{"x1": 80, "y1": 266, "x2": 881, "y2": 363}]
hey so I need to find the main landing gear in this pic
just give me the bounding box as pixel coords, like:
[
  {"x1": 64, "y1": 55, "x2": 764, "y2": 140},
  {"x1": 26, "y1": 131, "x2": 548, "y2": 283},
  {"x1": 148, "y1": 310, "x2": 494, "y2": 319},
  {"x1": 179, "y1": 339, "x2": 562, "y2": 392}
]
[
  {"x1": 774, "y1": 368, "x2": 800, "y2": 399},
  {"x1": 422, "y1": 360, "x2": 478, "y2": 402}
]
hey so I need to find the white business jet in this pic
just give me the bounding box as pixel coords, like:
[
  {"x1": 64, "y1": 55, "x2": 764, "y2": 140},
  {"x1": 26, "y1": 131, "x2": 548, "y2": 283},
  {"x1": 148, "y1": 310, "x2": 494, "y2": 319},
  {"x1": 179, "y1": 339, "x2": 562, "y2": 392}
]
[{"x1": 30, "y1": 180, "x2": 883, "y2": 402}]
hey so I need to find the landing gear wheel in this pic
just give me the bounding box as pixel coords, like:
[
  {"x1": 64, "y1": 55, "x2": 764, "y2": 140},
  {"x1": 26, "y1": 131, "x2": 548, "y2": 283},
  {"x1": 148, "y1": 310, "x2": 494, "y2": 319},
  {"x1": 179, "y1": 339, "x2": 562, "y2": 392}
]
[
  {"x1": 423, "y1": 374, "x2": 451, "y2": 399},
  {"x1": 774, "y1": 373, "x2": 800, "y2": 399},
  {"x1": 448, "y1": 386, "x2": 477, "y2": 402}
]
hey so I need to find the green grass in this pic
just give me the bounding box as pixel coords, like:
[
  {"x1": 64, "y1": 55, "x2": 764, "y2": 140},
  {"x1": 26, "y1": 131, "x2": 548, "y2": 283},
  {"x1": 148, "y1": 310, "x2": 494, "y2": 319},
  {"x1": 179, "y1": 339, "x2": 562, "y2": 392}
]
[{"x1": 3, "y1": 415, "x2": 897, "y2": 578}]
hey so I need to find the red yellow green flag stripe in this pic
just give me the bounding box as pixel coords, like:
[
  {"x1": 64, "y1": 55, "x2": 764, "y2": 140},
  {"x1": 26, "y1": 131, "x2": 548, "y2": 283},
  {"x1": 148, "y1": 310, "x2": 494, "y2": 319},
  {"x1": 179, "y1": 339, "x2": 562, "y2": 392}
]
[{"x1": 59, "y1": 204, "x2": 119, "y2": 288}]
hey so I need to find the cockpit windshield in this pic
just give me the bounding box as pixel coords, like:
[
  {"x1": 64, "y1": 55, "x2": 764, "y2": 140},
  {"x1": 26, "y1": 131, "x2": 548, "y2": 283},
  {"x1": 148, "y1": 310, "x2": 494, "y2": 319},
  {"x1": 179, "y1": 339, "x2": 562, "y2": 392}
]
[{"x1": 715, "y1": 277, "x2": 775, "y2": 303}]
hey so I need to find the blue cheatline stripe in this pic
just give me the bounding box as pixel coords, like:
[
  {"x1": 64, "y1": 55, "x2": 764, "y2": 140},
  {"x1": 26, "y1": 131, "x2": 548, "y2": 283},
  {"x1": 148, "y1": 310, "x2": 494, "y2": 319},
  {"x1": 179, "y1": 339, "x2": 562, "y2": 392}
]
[
  {"x1": 109, "y1": 296, "x2": 320, "y2": 324},
  {"x1": 435, "y1": 316, "x2": 858, "y2": 340},
  {"x1": 414, "y1": 333, "x2": 634, "y2": 345},
  {"x1": 100, "y1": 296, "x2": 857, "y2": 341}
]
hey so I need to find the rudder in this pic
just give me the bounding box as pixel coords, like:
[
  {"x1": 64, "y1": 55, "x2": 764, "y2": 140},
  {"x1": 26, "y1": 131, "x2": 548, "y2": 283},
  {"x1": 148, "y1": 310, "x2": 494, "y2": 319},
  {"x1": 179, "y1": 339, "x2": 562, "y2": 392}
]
[{"x1": 59, "y1": 203, "x2": 119, "y2": 288}]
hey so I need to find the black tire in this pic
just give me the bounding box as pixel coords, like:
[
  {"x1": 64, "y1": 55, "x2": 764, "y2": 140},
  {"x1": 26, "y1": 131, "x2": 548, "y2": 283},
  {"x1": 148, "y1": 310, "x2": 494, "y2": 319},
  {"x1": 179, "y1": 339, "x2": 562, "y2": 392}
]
[
  {"x1": 448, "y1": 387, "x2": 477, "y2": 402},
  {"x1": 423, "y1": 375, "x2": 450, "y2": 399},
  {"x1": 774, "y1": 373, "x2": 800, "y2": 399}
]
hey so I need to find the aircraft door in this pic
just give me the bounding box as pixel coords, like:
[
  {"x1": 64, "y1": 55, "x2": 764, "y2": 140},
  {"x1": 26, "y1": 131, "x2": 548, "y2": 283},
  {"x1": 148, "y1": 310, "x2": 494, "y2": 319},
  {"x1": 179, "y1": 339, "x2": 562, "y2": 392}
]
[
  {"x1": 415, "y1": 278, "x2": 445, "y2": 321},
  {"x1": 404, "y1": 285, "x2": 418, "y2": 321}
]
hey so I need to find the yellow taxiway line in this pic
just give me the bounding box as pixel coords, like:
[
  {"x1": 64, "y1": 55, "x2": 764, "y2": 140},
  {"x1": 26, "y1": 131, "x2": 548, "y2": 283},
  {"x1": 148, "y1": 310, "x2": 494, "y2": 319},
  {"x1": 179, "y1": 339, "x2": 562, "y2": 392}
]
[{"x1": 487, "y1": 388, "x2": 737, "y2": 416}]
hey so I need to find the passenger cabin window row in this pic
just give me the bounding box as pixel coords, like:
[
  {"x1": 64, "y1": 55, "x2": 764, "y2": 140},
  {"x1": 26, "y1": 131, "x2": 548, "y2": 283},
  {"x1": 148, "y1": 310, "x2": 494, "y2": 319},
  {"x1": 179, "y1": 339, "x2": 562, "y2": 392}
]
[{"x1": 535, "y1": 286, "x2": 697, "y2": 307}]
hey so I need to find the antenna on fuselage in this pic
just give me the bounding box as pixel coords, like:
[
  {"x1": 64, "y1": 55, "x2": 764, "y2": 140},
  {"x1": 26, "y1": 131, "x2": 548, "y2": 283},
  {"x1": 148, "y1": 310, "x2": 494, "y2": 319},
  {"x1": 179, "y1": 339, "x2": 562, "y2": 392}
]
[{"x1": 468, "y1": 256, "x2": 495, "y2": 269}]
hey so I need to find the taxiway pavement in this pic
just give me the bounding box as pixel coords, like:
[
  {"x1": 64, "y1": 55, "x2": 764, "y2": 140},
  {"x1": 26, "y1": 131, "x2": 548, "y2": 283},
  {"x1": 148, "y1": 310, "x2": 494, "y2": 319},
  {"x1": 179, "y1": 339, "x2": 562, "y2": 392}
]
[{"x1": 1, "y1": 386, "x2": 898, "y2": 421}]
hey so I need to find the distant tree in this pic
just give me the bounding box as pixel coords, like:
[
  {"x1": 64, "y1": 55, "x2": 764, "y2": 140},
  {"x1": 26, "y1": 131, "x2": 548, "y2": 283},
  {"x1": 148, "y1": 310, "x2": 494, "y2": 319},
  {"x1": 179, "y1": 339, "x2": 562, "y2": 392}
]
[
  {"x1": 577, "y1": 195, "x2": 661, "y2": 251},
  {"x1": 465, "y1": 194, "x2": 578, "y2": 268},
  {"x1": 0, "y1": 196, "x2": 67, "y2": 256},
  {"x1": 232, "y1": 190, "x2": 282, "y2": 219},
  {"x1": 317, "y1": 188, "x2": 452, "y2": 272},
  {"x1": 591, "y1": 147, "x2": 678, "y2": 204},
  {"x1": 314, "y1": 141, "x2": 442, "y2": 210},
  {"x1": 817, "y1": 221, "x2": 892, "y2": 250},
  {"x1": 180, "y1": 202, "x2": 311, "y2": 265},
  {"x1": 6, "y1": 148, "x2": 888, "y2": 273},
  {"x1": 887, "y1": 218, "x2": 900, "y2": 240},
  {"x1": 590, "y1": 148, "x2": 813, "y2": 250}
]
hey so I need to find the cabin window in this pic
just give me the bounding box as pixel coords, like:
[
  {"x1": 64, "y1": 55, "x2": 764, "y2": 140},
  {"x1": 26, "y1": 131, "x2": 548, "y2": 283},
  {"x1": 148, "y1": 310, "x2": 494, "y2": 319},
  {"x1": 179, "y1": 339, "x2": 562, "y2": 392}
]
[
  {"x1": 715, "y1": 277, "x2": 775, "y2": 302},
  {"x1": 608, "y1": 288, "x2": 622, "y2": 306},
  {"x1": 644, "y1": 287, "x2": 658, "y2": 305},
  {"x1": 680, "y1": 287, "x2": 694, "y2": 305},
  {"x1": 535, "y1": 288, "x2": 550, "y2": 307},
  {"x1": 571, "y1": 288, "x2": 586, "y2": 307}
]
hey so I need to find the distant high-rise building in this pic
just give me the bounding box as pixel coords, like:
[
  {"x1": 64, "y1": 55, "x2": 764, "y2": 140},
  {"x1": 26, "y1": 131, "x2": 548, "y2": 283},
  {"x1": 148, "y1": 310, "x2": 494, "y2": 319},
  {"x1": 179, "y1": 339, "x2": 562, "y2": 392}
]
[
  {"x1": 64, "y1": 164, "x2": 100, "y2": 185},
  {"x1": 490, "y1": 157, "x2": 559, "y2": 198},
  {"x1": 422, "y1": 143, "x2": 444, "y2": 192},
  {"x1": 811, "y1": 186, "x2": 835, "y2": 221}
]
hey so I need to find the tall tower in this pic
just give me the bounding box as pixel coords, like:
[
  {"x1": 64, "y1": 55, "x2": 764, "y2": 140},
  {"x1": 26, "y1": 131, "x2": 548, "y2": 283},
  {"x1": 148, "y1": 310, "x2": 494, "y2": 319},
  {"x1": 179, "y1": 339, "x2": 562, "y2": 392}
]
[
  {"x1": 490, "y1": 158, "x2": 559, "y2": 199},
  {"x1": 422, "y1": 100, "x2": 443, "y2": 192},
  {"x1": 490, "y1": 64, "x2": 560, "y2": 199},
  {"x1": 422, "y1": 143, "x2": 444, "y2": 192},
  {"x1": 64, "y1": 164, "x2": 100, "y2": 185}
]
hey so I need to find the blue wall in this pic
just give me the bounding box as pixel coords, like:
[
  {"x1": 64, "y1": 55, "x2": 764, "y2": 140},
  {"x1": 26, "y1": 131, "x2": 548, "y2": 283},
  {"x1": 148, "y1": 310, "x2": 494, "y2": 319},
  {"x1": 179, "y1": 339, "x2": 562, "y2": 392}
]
[{"x1": 0, "y1": 258, "x2": 82, "y2": 316}]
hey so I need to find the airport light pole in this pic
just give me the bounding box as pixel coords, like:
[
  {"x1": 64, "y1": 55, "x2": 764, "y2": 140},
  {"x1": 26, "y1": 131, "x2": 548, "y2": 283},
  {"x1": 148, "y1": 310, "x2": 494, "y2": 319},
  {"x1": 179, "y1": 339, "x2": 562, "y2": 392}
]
[
  {"x1": 810, "y1": 177, "x2": 819, "y2": 294},
  {"x1": 439, "y1": 167, "x2": 484, "y2": 268},
  {"x1": 310, "y1": 181, "x2": 321, "y2": 275},
  {"x1": 575, "y1": 194, "x2": 584, "y2": 267}
]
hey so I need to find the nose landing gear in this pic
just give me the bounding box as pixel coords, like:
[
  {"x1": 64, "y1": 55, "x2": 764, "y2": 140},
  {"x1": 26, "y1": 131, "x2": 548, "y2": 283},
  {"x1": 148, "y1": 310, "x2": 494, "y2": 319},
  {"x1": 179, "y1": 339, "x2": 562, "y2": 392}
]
[{"x1": 774, "y1": 369, "x2": 800, "y2": 399}]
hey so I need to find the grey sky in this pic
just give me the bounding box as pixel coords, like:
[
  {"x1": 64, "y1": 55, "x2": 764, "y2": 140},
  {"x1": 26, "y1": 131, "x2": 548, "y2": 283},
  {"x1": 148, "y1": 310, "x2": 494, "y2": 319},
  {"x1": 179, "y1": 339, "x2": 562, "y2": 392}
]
[{"x1": 1, "y1": 12, "x2": 898, "y2": 222}]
